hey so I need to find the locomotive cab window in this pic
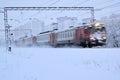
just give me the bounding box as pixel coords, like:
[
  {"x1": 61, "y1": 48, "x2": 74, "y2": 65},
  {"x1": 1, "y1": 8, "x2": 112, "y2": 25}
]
[
  {"x1": 100, "y1": 27, "x2": 106, "y2": 32},
  {"x1": 96, "y1": 27, "x2": 106, "y2": 32},
  {"x1": 84, "y1": 29, "x2": 90, "y2": 34}
]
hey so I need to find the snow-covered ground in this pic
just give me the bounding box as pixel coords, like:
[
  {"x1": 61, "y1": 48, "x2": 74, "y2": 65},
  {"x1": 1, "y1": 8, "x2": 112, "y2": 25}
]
[{"x1": 0, "y1": 47, "x2": 120, "y2": 80}]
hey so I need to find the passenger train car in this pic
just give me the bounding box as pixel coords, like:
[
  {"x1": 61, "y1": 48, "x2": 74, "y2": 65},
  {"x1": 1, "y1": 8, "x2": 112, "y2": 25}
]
[{"x1": 14, "y1": 22, "x2": 107, "y2": 48}]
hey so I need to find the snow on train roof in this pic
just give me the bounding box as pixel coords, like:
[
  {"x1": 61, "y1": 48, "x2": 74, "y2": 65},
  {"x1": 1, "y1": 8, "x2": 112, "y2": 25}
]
[{"x1": 54, "y1": 25, "x2": 91, "y2": 33}]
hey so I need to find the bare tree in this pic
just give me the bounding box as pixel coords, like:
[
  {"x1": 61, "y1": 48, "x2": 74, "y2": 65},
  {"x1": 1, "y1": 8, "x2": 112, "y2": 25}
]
[{"x1": 101, "y1": 13, "x2": 120, "y2": 47}]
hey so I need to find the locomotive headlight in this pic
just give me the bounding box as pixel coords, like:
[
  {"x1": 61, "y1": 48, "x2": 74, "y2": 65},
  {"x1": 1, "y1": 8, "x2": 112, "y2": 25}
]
[
  {"x1": 90, "y1": 37, "x2": 96, "y2": 40},
  {"x1": 102, "y1": 36, "x2": 106, "y2": 40},
  {"x1": 94, "y1": 22, "x2": 103, "y2": 29},
  {"x1": 94, "y1": 22, "x2": 100, "y2": 27}
]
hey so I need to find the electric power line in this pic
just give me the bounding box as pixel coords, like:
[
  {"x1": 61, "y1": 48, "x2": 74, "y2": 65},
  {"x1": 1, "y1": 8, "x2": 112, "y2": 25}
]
[
  {"x1": 95, "y1": 8, "x2": 120, "y2": 18},
  {"x1": 96, "y1": 1, "x2": 120, "y2": 10},
  {"x1": 21, "y1": 0, "x2": 61, "y2": 22},
  {"x1": 48, "y1": 0, "x2": 61, "y2": 6},
  {"x1": 73, "y1": 0, "x2": 90, "y2": 7},
  {"x1": 93, "y1": 0, "x2": 115, "y2": 7}
]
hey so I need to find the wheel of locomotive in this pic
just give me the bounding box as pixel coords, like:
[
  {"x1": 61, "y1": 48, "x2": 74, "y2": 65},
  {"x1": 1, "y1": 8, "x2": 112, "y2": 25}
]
[
  {"x1": 52, "y1": 43, "x2": 59, "y2": 48},
  {"x1": 81, "y1": 42, "x2": 87, "y2": 48},
  {"x1": 88, "y1": 42, "x2": 92, "y2": 48},
  {"x1": 88, "y1": 39, "x2": 92, "y2": 48}
]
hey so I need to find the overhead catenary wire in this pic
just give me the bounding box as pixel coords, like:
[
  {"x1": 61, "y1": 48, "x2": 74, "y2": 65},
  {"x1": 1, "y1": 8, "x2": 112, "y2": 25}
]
[
  {"x1": 29, "y1": 0, "x2": 94, "y2": 25},
  {"x1": 31, "y1": 0, "x2": 61, "y2": 15},
  {"x1": 94, "y1": 1, "x2": 120, "y2": 18},
  {"x1": 72, "y1": 0, "x2": 92, "y2": 21},
  {"x1": 28, "y1": 0, "x2": 92, "y2": 18},
  {"x1": 72, "y1": 0, "x2": 90, "y2": 7},
  {"x1": 15, "y1": 0, "x2": 120, "y2": 26},
  {"x1": 58, "y1": 0, "x2": 91, "y2": 18},
  {"x1": 93, "y1": 0, "x2": 115, "y2": 7},
  {"x1": 96, "y1": 1, "x2": 120, "y2": 10},
  {"x1": 48, "y1": 0, "x2": 61, "y2": 6},
  {"x1": 21, "y1": 0, "x2": 61, "y2": 22},
  {"x1": 74, "y1": 0, "x2": 120, "y2": 19},
  {"x1": 95, "y1": 8, "x2": 120, "y2": 18},
  {"x1": 18, "y1": 0, "x2": 92, "y2": 23},
  {"x1": 43, "y1": 0, "x2": 54, "y2": 6}
]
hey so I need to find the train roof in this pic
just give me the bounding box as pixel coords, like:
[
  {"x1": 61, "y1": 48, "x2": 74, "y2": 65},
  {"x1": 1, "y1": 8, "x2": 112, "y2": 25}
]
[
  {"x1": 54, "y1": 25, "x2": 91, "y2": 33},
  {"x1": 39, "y1": 31, "x2": 51, "y2": 34},
  {"x1": 37, "y1": 25, "x2": 92, "y2": 35}
]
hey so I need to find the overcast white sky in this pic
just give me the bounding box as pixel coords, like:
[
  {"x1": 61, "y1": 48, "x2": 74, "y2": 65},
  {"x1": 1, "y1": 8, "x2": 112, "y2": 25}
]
[{"x1": 0, "y1": 0, "x2": 120, "y2": 29}]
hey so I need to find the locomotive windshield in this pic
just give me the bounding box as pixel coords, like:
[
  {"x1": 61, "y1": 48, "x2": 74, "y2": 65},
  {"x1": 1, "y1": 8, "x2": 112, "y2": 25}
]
[
  {"x1": 96, "y1": 27, "x2": 106, "y2": 32},
  {"x1": 91, "y1": 27, "x2": 106, "y2": 34},
  {"x1": 91, "y1": 22, "x2": 106, "y2": 33}
]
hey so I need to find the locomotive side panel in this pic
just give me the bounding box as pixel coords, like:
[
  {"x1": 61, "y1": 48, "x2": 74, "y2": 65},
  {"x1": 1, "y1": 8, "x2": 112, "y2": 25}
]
[{"x1": 56, "y1": 29, "x2": 75, "y2": 45}]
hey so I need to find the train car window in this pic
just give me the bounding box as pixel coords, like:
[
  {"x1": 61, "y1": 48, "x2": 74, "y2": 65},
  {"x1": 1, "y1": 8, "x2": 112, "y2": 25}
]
[
  {"x1": 58, "y1": 34, "x2": 59, "y2": 39},
  {"x1": 65, "y1": 32, "x2": 66, "y2": 38},
  {"x1": 45, "y1": 35, "x2": 46, "y2": 39},
  {"x1": 68, "y1": 32, "x2": 69, "y2": 37},
  {"x1": 67, "y1": 32, "x2": 69, "y2": 38},
  {"x1": 66, "y1": 32, "x2": 68, "y2": 38},
  {"x1": 62, "y1": 33, "x2": 64, "y2": 38},
  {"x1": 58, "y1": 33, "x2": 59, "y2": 39},
  {"x1": 70, "y1": 31, "x2": 71, "y2": 37},
  {"x1": 65, "y1": 32, "x2": 68, "y2": 38},
  {"x1": 64, "y1": 32, "x2": 65, "y2": 38},
  {"x1": 61, "y1": 33, "x2": 62, "y2": 38},
  {"x1": 60, "y1": 33, "x2": 62, "y2": 39},
  {"x1": 71, "y1": 31, "x2": 73, "y2": 37},
  {"x1": 70, "y1": 31, "x2": 72, "y2": 37},
  {"x1": 69, "y1": 31, "x2": 71, "y2": 37},
  {"x1": 65, "y1": 32, "x2": 67, "y2": 38},
  {"x1": 62, "y1": 32, "x2": 64, "y2": 38},
  {"x1": 59, "y1": 33, "x2": 61, "y2": 39},
  {"x1": 68, "y1": 32, "x2": 70, "y2": 37},
  {"x1": 66, "y1": 32, "x2": 67, "y2": 38},
  {"x1": 60, "y1": 33, "x2": 61, "y2": 38},
  {"x1": 67, "y1": 32, "x2": 69, "y2": 37},
  {"x1": 58, "y1": 33, "x2": 61, "y2": 38},
  {"x1": 67, "y1": 32, "x2": 68, "y2": 38},
  {"x1": 64, "y1": 32, "x2": 66, "y2": 38}
]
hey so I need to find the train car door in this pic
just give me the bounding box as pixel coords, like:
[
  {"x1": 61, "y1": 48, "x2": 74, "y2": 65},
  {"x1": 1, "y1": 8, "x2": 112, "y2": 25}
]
[{"x1": 50, "y1": 33, "x2": 57, "y2": 46}]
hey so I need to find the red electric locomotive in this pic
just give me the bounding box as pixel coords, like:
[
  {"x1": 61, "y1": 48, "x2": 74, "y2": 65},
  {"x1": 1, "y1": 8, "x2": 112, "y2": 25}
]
[{"x1": 50, "y1": 22, "x2": 106, "y2": 47}]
